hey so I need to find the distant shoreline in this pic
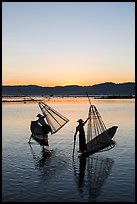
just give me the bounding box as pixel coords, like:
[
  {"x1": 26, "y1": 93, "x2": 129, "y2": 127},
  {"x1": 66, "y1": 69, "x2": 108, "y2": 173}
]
[
  {"x1": 2, "y1": 82, "x2": 135, "y2": 97},
  {"x1": 2, "y1": 95, "x2": 135, "y2": 103},
  {"x1": 94, "y1": 95, "x2": 135, "y2": 99}
]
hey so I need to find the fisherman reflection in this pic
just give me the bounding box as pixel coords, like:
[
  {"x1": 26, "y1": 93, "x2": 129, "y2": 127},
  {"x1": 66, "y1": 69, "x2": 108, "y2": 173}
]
[
  {"x1": 73, "y1": 155, "x2": 114, "y2": 201},
  {"x1": 73, "y1": 155, "x2": 87, "y2": 193},
  {"x1": 78, "y1": 156, "x2": 86, "y2": 189}
]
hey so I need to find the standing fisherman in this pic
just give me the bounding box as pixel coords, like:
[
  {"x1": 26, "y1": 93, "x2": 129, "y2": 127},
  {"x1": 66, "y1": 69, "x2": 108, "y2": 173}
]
[
  {"x1": 36, "y1": 113, "x2": 51, "y2": 146},
  {"x1": 74, "y1": 117, "x2": 89, "y2": 153}
]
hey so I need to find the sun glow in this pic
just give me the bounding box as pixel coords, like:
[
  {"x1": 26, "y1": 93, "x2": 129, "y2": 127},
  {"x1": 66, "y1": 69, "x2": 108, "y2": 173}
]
[{"x1": 2, "y1": 2, "x2": 135, "y2": 87}]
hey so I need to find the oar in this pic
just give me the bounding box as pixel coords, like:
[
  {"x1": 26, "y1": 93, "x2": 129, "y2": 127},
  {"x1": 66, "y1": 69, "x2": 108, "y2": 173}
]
[
  {"x1": 73, "y1": 135, "x2": 76, "y2": 156},
  {"x1": 28, "y1": 134, "x2": 32, "y2": 143},
  {"x1": 28, "y1": 123, "x2": 36, "y2": 143},
  {"x1": 86, "y1": 91, "x2": 92, "y2": 105}
]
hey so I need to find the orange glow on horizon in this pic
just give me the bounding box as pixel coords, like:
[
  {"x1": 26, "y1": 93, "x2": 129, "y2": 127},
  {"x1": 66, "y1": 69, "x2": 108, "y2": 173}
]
[
  {"x1": 2, "y1": 65, "x2": 135, "y2": 87},
  {"x1": 2, "y1": 78, "x2": 135, "y2": 87}
]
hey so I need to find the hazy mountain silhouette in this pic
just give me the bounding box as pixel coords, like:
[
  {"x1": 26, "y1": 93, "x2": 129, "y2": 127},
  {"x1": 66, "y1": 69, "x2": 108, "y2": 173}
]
[{"x1": 2, "y1": 82, "x2": 135, "y2": 96}]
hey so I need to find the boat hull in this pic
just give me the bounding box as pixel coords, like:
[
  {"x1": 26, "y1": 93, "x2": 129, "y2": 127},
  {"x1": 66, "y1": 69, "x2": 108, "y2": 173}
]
[{"x1": 81, "y1": 126, "x2": 118, "y2": 157}]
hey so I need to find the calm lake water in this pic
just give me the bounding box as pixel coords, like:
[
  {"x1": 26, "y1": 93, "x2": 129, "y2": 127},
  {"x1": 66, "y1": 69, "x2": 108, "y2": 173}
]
[{"x1": 2, "y1": 97, "x2": 135, "y2": 202}]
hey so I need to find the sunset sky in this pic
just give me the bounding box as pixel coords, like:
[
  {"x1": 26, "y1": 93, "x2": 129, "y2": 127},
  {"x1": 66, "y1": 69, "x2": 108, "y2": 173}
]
[{"x1": 2, "y1": 2, "x2": 135, "y2": 87}]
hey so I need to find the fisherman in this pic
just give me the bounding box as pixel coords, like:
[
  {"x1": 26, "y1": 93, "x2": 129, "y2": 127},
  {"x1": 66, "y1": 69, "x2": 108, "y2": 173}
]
[
  {"x1": 74, "y1": 117, "x2": 89, "y2": 153},
  {"x1": 36, "y1": 113, "x2": 52, "y2": 144}
]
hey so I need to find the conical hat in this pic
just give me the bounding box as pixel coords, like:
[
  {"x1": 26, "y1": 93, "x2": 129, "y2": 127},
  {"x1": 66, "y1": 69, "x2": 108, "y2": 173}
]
[
  {"x1": 36, "y1": 113, "x2": 43, "y2": 117},
  {"x1": 77, "y1": 119, "x2": 84, "y2": 123}
]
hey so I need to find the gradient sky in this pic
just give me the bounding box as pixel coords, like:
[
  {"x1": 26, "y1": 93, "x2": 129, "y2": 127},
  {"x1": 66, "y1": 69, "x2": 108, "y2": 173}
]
[{"x1": 2, "y1": 2, "x2": 135, "y2": 87}]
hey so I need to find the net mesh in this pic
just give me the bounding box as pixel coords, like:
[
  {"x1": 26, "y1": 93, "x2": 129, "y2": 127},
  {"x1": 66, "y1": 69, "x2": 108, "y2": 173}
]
[
  {"x1": 86, "y1": 104, "x2": 111, "y2": 152},
  {"x1": 87, "y1": 104, "x2": 108, "y2": 142},
  {"x1": 38, "y1": 101, "x2": 69, "y2": 134}
]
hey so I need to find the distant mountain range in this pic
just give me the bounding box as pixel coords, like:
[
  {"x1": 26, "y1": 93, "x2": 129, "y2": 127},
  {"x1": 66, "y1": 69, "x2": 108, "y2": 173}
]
[{"x1": 2, "y1": 82, "x2": 135, "y2": 96}]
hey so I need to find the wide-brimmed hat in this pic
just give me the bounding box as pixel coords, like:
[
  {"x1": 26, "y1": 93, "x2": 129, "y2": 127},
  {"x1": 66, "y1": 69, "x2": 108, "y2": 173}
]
[
  {"x1": 36, "y1": 113, "x2": 43, "y2": 117},
  {"x1": 77, "y1": 119, "x2": 84, "y2": 123}
]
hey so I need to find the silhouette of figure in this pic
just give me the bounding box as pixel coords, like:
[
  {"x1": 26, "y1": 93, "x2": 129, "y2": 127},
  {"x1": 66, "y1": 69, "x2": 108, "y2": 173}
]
[
  {"x1": 74, "y1": 117, "x2": 89, "y2": 153},
  {"x1": 37, "y1": 114, "x2": 51, "y2": 134}
]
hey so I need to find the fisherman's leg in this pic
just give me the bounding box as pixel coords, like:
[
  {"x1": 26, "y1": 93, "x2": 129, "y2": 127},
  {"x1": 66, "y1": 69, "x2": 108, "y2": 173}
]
[
  {"x1": 40, "y1": 126, "x2": 44, "y2": 140},
  {"x1": 43, "y1": 134, "x2": 49, "y2": 146},
  {"x1": 80, "y1": 141, "x2": 87, "y2": 153}
]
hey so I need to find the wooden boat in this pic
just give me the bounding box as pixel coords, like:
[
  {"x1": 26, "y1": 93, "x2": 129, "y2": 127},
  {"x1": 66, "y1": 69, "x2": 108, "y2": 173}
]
[
  {"x1": 86, "y1": 125, "x2": 118, "y2": 153},
  {"x1": 80, "y1": 135, "x2": 117, "y2": 158}
]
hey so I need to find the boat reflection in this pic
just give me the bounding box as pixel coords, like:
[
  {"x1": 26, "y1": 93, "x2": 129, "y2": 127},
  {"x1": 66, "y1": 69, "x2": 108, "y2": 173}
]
[
  {"x1": 73, "y1": 155, "x2": 114, "y2": 201},
  {"x1": 29, "y1": 144, "x2": 68, "y2": 181},
  {"x1": 29, "y1": 144, "x2": 53, "y2": 170}
]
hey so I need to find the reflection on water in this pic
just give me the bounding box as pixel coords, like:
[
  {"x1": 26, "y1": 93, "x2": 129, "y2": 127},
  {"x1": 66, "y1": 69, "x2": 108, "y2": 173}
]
[
  {"x1": 28, "y1": 144, "x2": 69, "y2": 182},
  {"x1": 29, "y1": 144, "x2": 53, "y2": 168},
  {"x1": 73, "y1": 155, "x2": 114, "y2": 202},
  {"x1": 29, "y1": 143, "x2": 114, "y2": 202},
  {"x1": 2, "y1": 98, "x2": 135, "y2": 202}
]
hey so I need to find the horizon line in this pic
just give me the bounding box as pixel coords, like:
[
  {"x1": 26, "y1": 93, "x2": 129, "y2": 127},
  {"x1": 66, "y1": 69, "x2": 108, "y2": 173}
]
[{"x1": 2, "y1": 81, "x2": 135, "y2": 88}]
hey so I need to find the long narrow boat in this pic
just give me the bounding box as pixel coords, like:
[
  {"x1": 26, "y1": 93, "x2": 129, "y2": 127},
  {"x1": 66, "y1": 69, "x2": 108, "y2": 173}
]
[{"x1": 81, "y1": 126, "x2": 117, "y2": 157}]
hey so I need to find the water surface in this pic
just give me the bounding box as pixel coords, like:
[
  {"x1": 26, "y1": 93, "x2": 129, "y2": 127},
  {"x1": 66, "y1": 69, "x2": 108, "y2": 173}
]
[{"x1": 2, "y1": 97, "x2": 135, "y2": 202}]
